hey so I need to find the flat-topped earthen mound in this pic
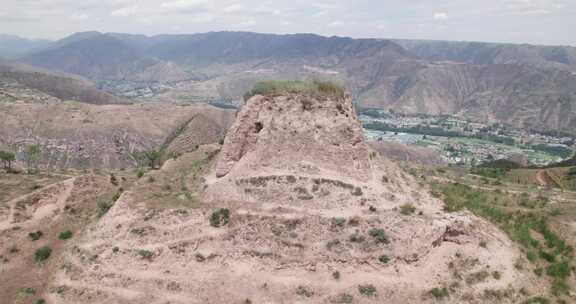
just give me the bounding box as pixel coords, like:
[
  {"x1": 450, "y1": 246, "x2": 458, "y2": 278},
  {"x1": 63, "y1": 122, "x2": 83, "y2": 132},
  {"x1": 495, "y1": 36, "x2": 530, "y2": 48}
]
[{"x1": 39, "y1": 90, "x2": 542, "y2": 304}]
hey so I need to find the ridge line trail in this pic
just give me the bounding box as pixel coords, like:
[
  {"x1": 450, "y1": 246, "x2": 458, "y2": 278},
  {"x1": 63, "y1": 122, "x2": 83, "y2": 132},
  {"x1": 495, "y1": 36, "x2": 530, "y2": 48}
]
[{"x1": 0, "y1": 176, "x2": 77, "y2": 231}]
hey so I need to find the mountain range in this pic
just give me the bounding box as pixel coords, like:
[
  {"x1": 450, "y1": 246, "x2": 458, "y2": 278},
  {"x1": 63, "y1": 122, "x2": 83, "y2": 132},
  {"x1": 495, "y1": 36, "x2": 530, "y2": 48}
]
[{"x1": 3, "y1": 31, "x2": 576, "y2": 134}]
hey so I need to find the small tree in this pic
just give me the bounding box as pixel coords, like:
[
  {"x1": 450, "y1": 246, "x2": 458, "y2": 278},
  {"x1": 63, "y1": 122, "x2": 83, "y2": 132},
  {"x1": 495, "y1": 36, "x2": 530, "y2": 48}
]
[
  {"x1": 25, "y1": 144, "x2": 41, "y2": 174},
  {"x1": 131, "y1": 149, "x2": 162, "y2": 169},
  {"x1": 0, "y1": 150, "x2": 15, "y2": 171},
  {"x1": 144, "y1": 149, "x2": 162, "y2": 169}
]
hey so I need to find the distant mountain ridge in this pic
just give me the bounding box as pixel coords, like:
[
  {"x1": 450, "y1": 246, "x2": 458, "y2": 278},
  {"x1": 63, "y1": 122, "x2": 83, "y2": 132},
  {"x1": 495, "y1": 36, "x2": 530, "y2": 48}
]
[
  {"x1": 11, "y1": 31, "x2": 576, "y2": 134},
  {"x1": 393, "y1": 39, "x2": 576, "y2": 71},
  {"x1": 0, "y1": 34, "x2": 52, "y2": 59}
]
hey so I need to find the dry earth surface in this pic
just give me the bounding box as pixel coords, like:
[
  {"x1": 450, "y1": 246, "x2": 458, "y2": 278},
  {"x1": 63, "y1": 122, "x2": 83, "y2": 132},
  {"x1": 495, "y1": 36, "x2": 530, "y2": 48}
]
[
  {"x1": 3, "y1": 93, "x2": 545, "y2": 304},
  {"x1": 0, "y1": 101, "x2": 235, "y2": 170}
]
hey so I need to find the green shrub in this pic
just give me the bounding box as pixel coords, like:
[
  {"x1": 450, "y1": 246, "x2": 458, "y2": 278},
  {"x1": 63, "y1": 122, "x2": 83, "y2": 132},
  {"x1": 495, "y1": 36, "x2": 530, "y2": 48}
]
[
  {"x1": 399, "y1": 204, "x2": 416, "y2": 215},
  {"x1": 349, "y1": 233, "x2": 365, "y2": 243},
  {"x1": 332, "y1": 271, "x2": 341, "y2": 280},
  {"x1": 332, "y1": 217, "x2": 346, "y2": 227},
  {"x1": 546, "y1": 260, "x2": 571, "y2": 278},
  {"x1": 296, "y1": 286, "x2": 314, "y2": 297},
  {"x1": 138, "y1": 250, "x2": 154, "y2": 260},
  {"x1": 378, "y1": 255, "x2": 390, "y2": 264},
  {"x1": 97, "y1": 201, "x2": 113, "y2": 217},
  {"x1": 21, "y1": 287, "x2": 36, "y2": 294},
  {"x1": 59, "y1": 230, "x2": 73, "y2": 240},
  {"x1": 538, "y1": 250, "x2": 555, "y2": 262},
  {"x1": 429, "y1": 287, "x2": 449, "y2": 299},
  {"x1": 136, "y1": 169, "x2": 145, "y2": 178},
  {"x1": 492, "y1": 271, "x2": 501, "y2": 280},
  {"x1": 368, "y1": 228, "x2": 389, "y2": 244},
  {"x1": 35, "y1": 299, "x2": 46, "y2": 304},
  {"x1": 28, "y1": 231, "x2": 43, "y2": 241},
  {"x1": 35, "y1": 246, "x2": 52, "y2": 263},
  {"x1": 358, "y1": 284, "x2": 377, "y2": 297},
  {"x1": 209, "y1": 208, "x2": 230, "y2": 227},
  {"x1": 244, "y1": 80, "x2": 345, "y2": 100}
]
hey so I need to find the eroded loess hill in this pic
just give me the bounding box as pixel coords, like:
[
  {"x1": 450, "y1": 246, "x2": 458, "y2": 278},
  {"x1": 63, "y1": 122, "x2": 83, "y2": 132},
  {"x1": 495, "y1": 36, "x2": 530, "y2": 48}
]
[
  {"x1": 0, "y1": 101, "x2": 234, "y2": 170},
  {"x1": 36, "y1": 90, "x2": 546, "y2": 304}
]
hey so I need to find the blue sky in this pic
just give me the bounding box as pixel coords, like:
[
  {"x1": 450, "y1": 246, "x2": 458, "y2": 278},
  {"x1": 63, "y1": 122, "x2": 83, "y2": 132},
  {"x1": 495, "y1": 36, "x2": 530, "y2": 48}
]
[{"x1": 2, "y1": 0, "x2": 575, "y2": 45}]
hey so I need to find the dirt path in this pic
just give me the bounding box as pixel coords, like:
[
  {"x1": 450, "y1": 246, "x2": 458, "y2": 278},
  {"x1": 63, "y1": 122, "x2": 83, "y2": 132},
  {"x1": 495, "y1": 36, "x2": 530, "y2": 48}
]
[{"x1": 0, "y1": 177, "x2": 76, "y2": 231}]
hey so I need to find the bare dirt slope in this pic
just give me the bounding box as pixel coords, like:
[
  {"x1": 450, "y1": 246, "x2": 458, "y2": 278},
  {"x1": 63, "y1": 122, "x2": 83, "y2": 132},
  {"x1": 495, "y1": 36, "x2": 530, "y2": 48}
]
[
  {"x1": 0, "y1": 101, "x2": 235, "y2": 169},
  {"x1": 0, "y1": 173, "x2": 124, "y2": 304},
  {"x1": 42, "y1": 93, "x2": 543, "y2": 303}
]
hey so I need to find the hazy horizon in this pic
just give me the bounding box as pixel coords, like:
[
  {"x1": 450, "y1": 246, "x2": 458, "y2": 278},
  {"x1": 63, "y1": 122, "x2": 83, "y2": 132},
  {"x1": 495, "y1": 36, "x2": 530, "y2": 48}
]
[{"x1": 2, "y1": 0, "x2": 575, "y2": 46}]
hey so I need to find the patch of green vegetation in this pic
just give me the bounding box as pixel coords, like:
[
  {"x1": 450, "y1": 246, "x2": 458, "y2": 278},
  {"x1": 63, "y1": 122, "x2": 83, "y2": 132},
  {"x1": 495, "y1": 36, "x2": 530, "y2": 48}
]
[
  {"x1": 332, "y1": 217, "x2": 346, "y2": 227},
  {"x1": 28, "y1": 231, "x2": 43, "y2": 241},
  {"x1": 349, "y1": 232, "x2": 365, "y2": 243},
  {"x1": 433, "y1": 182, "x2": 574, "y2": 295},
  {"x1": 399, "y1": 203, "x2": 416, "y2": 215},
  {"x1": 244, "y1": 80, "x2": 345, "y2": 100},
  {"x1": 332, "y1": 271, "x2": 341, "y2": 280},
  {"x1": 428, "y1": 287, "x2": 449, "y2": 299},
  {"x1": 35, "y1": 299, "x2": 46, "y2": 304},
  {"x1": 368, "y1": 228, "x2": 389, "y2": 244},
  {"x1": 296, "y1": 286, "x2": 314, "y2": 297},
  {"x1": 21, "y1": 287, "x2": 36, "y2": 294},
  {"x1": 358, "y1": 284, "x2": 377, "y2": 297},
  {"x1": 530, "y1": 144, "x2": 573, "y2": 159},
  {"x1": 97, "y1": 190, "x2": 122, "y2": 217},
  {"x1": 470, "y1": 167, "x2": 507, "y2": 179},
  {"x1": 137, "y1": 250, "x2": 154, "y2": 260},
  {"x1": 58, "y1": 230, "x2": 73, "y2": 240},
  {"x1": 209, "y1": 208, "x2": 230, "y2": 227},
  {"x1": 97, "y1": 201, "x2": 113, "y2": 217},
  {"x1": 35, "y1": 246, "x2": 52, "y2": 263},
  {"x1": 378, "y1": 255, "x2": 390, "y2": 264}
]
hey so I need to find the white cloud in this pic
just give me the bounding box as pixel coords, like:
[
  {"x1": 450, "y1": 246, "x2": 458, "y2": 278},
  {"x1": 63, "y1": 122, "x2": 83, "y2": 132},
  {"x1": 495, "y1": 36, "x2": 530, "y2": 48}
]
[
  {"x1": 433, "y1": 12, "x2": 449, "y2": 20},
  {"x1": 110, "y1": 5, "x2": 138, "y2": 17},
  {"x1": 223, "y1": 3, "x2": 243, "y2": 13},
  {"x1": 328, "y1": 20, "x2": 344, "y2": 27},
  {"x1": 69, "y1": 13, "x2": 89, "y2": 21},
  {"x1": 240, "y1": 19, "x2": 256, "y2": 26},
  {"x1": 160, "y1": 0, "x2": 209, "y2": 10}
]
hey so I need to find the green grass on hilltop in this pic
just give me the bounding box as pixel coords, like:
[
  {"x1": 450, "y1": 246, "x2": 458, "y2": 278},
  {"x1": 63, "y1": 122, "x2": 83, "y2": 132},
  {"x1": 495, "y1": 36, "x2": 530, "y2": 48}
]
[{"x1": 243, "y1": 80, "x2": 345, "y2": 100}]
